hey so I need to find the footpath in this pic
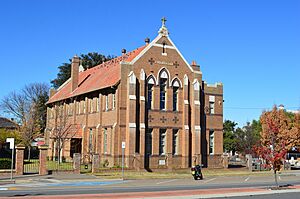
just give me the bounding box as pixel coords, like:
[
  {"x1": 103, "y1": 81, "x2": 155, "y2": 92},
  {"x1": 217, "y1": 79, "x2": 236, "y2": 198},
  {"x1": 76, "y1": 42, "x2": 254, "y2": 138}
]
[{"x1": 0, "y1": 171, "x2": 300, "y2": 198}]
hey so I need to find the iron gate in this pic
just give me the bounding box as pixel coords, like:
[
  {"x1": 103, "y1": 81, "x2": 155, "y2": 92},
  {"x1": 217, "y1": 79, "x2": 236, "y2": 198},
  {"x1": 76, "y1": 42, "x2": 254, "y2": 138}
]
[{"x1": 23, "y1": 147, "x2": 39, "y2": 174}]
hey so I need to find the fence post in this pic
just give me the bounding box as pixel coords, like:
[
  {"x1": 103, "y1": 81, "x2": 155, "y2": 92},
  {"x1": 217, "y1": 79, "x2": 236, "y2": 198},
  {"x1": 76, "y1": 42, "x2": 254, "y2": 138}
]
[
  {"x1": 73, "y1": 153, "x2": 81, "y2": 174},
  {"x1": 38, "y1": 145, "x2": 48, "y2": 175},
  {"x1": 246, "y1": 154, "x2": 253, "y2": 172},
  {"x1": 15, "y1": 144, "x2": 25, "y2": 175},
  {"x1": 92, "y1": 154, "x2": 100, "y2": 173},
  {"x1": 222, "y1": 154, "x2": 229, "y2": 169}
]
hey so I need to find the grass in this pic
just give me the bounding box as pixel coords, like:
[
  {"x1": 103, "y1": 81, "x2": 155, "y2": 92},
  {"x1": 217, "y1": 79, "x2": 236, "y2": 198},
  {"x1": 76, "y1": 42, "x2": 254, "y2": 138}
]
[
  {"x1": 47, "y1": 161, "x2": 73, "y2": 171},
  {"x1": 92, "y1": 167, "x2": 280, "y2": 180}
]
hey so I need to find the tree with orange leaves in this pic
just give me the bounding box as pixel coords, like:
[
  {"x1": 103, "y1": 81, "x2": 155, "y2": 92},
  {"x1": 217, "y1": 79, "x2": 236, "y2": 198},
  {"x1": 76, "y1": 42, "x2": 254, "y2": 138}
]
[{"x1": 257, "y1": 106, "x2": 300, "y2": 187}]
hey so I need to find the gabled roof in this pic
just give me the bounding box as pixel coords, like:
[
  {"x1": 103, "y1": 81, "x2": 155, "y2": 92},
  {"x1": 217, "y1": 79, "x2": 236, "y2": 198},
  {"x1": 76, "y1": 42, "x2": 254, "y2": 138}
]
[
  {"x1": 47, "y1": 46, "x2": 146, "y2": 104},
  {"x1": 0, "y1": 117, "x2": 19, "y2": 129}
]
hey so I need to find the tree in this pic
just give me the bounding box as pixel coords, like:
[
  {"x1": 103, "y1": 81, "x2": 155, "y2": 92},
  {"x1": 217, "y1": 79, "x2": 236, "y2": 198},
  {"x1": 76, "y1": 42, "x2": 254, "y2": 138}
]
[
  {"x1": 235, "y1": 120, "x2": 261, "y2": 155},
  {"x1": 0, "y1": 83, "x2": 49, "y2": 159},
  {"x1": 256, "y1": 106, "x2": 300, "y2": 187},
  {"x1": 49, "y1": 102, "x2": 77, "y2": 163},
  {"x1": 223, "y1": 120, "x2": 237, "y2": 153},
  {"x1": 51, "y1": 52, "x2": 114, "y2": 89},
  {"x1": 0, "y1": 129, "x2": 22, "y2": 145}
]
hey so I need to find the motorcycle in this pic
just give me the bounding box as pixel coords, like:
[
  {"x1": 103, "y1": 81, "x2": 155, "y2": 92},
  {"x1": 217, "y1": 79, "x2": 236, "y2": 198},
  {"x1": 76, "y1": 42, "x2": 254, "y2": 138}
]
[{"x1": 191, "y1": 164, "x2": 203, "y2": 180}]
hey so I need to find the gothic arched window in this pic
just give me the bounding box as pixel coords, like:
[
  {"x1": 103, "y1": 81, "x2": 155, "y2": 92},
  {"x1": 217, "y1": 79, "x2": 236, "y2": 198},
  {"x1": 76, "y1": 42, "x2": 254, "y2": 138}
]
[
  {"x1": 159, "y1": 70, "x2": 168, "y2": 110},
  {"x1": 172, "y1": 80, "x2": 180, "y2": 111},
  {"x1": 147, "y1": 76, "x2": 155, "y2": 110}
]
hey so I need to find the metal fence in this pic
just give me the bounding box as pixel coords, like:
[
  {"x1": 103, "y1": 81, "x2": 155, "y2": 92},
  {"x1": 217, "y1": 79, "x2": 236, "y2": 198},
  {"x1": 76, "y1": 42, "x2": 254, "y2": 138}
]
[
  {"x1": 23, "y1": 147, "x2": 39, "y2": 174},
  {"x1": 46, "y1": 157, "x2": 74, "y2": 173}
]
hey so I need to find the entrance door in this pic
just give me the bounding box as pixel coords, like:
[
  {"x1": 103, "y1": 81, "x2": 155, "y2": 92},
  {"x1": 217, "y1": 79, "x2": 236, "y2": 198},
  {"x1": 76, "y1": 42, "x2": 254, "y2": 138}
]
[{"x1": 70, "y1": 138, "x2": 82, "y2": 158}]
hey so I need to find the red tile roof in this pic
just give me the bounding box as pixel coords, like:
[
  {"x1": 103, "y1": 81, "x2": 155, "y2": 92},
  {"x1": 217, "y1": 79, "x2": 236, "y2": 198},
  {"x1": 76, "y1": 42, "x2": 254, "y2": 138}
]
[{"x1": 48, "y1": 46, "x2": 146, "y2": 104}]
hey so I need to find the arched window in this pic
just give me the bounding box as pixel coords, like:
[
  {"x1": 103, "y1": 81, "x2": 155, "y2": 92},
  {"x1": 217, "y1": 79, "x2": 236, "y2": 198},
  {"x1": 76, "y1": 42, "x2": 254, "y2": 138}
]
[
  {"x1": 172, "y1": 80, "x2": 180, "y2": 111},
  {"x1": 147, "y1": 76, "x2": 155, "y2": 110},
  {"x1": 159, "y1": 70, "x2": 168, "y2": 110}
]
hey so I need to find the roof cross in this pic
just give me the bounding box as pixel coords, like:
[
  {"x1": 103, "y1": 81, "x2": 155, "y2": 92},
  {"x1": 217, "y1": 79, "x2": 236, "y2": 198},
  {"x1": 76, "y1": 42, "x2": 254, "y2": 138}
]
[{"x1": 161, "y1": 17, "x2": 167, "y2": 27}]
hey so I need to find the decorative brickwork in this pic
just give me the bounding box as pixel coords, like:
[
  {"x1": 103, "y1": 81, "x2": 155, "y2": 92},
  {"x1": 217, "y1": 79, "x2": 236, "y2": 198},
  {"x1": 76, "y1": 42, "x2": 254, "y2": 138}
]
[
  {"x1": 46, "y1": 19, "x2": 224, "y2": 170},
  {"x1": 15, "y1": 145, "x2": 25, "y2": 175}
]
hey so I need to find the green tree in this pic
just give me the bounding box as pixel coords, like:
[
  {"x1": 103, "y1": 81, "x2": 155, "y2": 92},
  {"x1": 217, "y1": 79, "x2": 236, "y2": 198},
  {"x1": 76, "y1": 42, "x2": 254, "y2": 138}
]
[
  {"x1": 223, "y1": 120, "x2": 237, "y2": 153},
  {"x1": 235, "y1": 120, "x2": 261, "y2": 155},
  {"x1": 0, "y1": 129, "x2": 22, "y2": 145},
  {"x1": 51, "y1": 52, "x2": 114, "y2": 89}
]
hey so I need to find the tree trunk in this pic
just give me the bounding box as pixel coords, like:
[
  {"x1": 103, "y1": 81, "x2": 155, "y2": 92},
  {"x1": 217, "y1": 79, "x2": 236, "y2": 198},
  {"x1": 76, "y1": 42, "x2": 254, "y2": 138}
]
[
  {"x1": 274, "y1": 170, "x2": 279, "y2": 187},
  {"x1": 27, "y1": 146, "x2": 31, "y2": 161}
]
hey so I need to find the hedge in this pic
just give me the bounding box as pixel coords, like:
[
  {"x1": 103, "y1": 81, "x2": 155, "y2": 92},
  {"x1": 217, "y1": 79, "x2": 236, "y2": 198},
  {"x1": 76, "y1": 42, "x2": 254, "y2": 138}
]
[{"x1": 0, "y1": 158, "x2": 12, "y2": 169}]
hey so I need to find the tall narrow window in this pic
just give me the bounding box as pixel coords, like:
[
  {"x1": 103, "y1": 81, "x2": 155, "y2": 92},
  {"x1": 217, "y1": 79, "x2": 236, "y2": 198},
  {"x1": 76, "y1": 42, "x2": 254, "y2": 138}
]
[
  {"x1": 209, "y1": 96, "x2": 215, "y2": 114},
  {"x1": 162, "y1": 42, "x2": 167, "y2": 55},
  {"x1": 90, "y1": 99, "x2": 94, "y2": 113},
  {"x1": 173, "y1": 86, "x2": 179, "y2": 111},
  {"x1": 159, "y1": 129, "x2": 166, "y2": 155},
  {"x1": 105, "y1": 95, "x2": 109, "y2": 111},
  {"x1": 89, "y1": 128, "x2": 93, "y2": 153},
  {"x1": 147, "y1": 84, "x2": 154, "y2": 110},
  {"x1": 172, "y1": 129, "x2": 179, "y2": 155},
  {"x1": 160, "y1": 78, "x2": 167, "y2": 110},
  {"x1": 209, "y1": 130, "x2": 214, "y2": 154},
  {"x1": 77, "y1": 101, "x2": 80, "y2": 114},
  {"x1": 112, "y1": 94, "x2": 116, "y2": 110},
  {"x1": 209, "y1": 102, "x2": 215, "y2": 114},
  {"x1": 146, "y1": 128, "x2": 153, "y2": 155},
  {"x1": 96, "y1": 97, "x2": 99, "y2": 112},
  {"x1": 103, "y1": 128, "x2": 107, "y2": 154},
  {"x1": 82, "y1": 100, "x2": 86, "y2": 114}
]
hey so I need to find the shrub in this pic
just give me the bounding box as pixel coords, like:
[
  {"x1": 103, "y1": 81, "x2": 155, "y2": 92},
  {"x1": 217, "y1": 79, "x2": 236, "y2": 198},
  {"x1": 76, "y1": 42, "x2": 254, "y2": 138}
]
[{"x1": 0, "y1": 158, "x2": 12, "y2": 169}]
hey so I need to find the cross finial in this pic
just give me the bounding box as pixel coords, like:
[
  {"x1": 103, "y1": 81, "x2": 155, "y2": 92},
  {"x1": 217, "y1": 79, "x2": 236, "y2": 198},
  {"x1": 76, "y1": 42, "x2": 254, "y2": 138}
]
[
  {"x1": 158, "y1": 17, "x2": 169, "y2": 36},
  {"x1": 161, "y1": 17, "x2": 167, "y2": 27}
]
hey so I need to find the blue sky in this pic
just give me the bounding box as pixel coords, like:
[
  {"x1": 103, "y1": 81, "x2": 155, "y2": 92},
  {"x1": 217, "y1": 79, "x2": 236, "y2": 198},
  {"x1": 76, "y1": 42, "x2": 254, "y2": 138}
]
[{"x1": 0, "y1": 0, "x2": 299, "y2": 126}]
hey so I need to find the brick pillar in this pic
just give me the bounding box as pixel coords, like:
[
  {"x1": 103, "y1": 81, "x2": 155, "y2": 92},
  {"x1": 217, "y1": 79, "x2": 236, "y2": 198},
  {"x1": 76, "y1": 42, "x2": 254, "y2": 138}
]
[
  {"x1": 15, "y1": 145, "x2": 25, "y2": 175},
  {"x1": 73, "y1": 153, "x2": 81, "y2": 174},
  {"x1": 139, "y1": 69, "x2": 146, "y2": 169},
  {"x1": 126, "y1": 71, "x2": 137, "y2": 168},
  {"x1": 191, "y1": 79, "x2": 201, "y2": 166},
  {"x1": 182, "y1": 75, "x2": 190, "y2": 168},
  {"x1": 39, "y1": 145, "x2": 48, "y2": 175},
  {"x1": 222, "y1": 154, "x2": 229, "y2": 169},
  {"x1": 92, "y1": 154, "x2": 100, "y2": 173}
]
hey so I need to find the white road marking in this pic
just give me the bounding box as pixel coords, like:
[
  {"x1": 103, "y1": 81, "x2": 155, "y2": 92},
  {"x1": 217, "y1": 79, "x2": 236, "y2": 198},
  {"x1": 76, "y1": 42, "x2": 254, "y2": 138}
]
[
  {"x1": 203, "y1": 178, "x2": 216, "y2": 183},
  {"x1": 0, "y1": 188, "x2": 8, "y2": 191},
  {"x1": 278, "y1": 175, "x2": 281, "y2": 180},
  {"x1": 156, "y1": 179, "x2": 177, "y2": 185},
  {"x1": 245, "y1": 176, "x2": 250, "y2": 182}
]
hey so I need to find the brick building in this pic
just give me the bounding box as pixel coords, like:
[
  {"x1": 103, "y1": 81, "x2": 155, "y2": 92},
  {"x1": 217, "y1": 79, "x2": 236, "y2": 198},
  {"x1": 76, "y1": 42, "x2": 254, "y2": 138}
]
[{"x1": 45, "y1": 19, "x2": 224, "y2": 169}]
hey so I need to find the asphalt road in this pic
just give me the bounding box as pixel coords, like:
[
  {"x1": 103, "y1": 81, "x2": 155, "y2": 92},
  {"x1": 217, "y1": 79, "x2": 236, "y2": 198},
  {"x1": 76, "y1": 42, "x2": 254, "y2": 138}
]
[
  {"x1": 219, "y1": 192, "x2": 300, "y2": 199},
  {"x1": 1, "y1": 172, "x2": 300, "y2": 198}
]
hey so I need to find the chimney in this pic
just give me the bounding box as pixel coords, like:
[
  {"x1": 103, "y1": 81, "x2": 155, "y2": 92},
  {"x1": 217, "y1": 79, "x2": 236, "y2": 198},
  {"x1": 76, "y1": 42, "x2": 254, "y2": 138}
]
[
  {"x1": 122, "y1": 49, "x2": 127, "y2": 55},
  {"x1": 191, "y1": 60, "x2": 200, "y2": 71},
  {"x1": 71, "y1": 55, "x2": 80, "y2": 92},
  {"x1": 145, "y1": 37, "x2": 150, "y2": 45},
  {"x1": 49, "y1": 88, "x2": 57, "y2": 98},
  {"x1": 279, "y1": 104, "x2": 285, "y2": 110}
]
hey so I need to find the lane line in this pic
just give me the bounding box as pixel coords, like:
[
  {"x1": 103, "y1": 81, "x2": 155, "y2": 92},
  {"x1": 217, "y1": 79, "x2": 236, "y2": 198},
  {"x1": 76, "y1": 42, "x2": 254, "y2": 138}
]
[
  {"x1": 279, "y1": 175, "x2": 281, "y2": 180},
  {"x1": 203, "y1": 178, "x2": 216, "y2": 183},
  {"x1": 156, "y1": 179, "x2": 177, "y2": 185},
  {"x1": 0, "y1": 188, "x2": 8, "y2": 191},
  {"x1": 245, "y1": 176, "x2": 250, "y2": 182}
]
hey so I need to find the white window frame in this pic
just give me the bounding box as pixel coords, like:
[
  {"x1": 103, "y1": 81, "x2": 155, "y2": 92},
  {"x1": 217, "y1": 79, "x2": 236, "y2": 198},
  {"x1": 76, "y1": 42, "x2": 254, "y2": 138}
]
[{"x1": 209, "y1": 130, "x2": 214, "y2": 154}]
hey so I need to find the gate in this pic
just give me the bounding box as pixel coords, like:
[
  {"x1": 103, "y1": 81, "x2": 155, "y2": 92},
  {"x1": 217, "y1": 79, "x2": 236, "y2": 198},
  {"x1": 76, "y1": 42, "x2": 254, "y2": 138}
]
[
  {"x1": 81, "y1": 154, "x2": 92, "y2": 173},
  {"x1": 23, "y1": 146, "x2": 39, "y2": 174}
]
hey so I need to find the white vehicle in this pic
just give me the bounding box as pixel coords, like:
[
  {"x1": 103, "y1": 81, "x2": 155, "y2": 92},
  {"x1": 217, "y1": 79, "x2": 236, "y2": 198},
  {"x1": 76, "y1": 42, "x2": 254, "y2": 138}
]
[{"x1": 286, "y1": 153, "x2": 300, "y2": 169}]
